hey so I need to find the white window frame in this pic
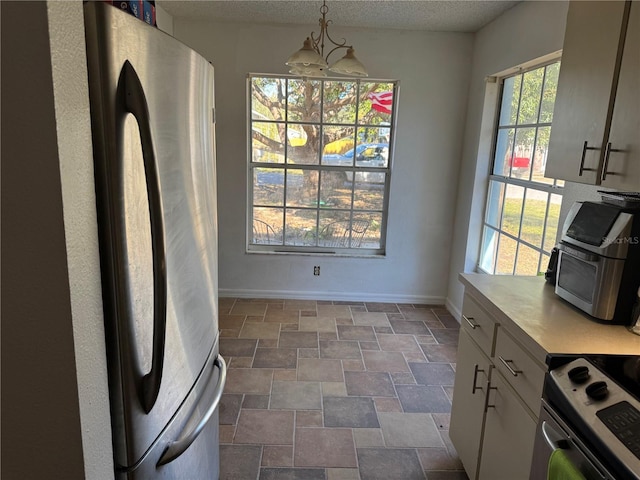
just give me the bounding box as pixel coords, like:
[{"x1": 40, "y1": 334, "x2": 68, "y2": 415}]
[
  {"x1": 246, "y1": 74, "x2": 399, "y2": 256},
  {"x1": 478, "y1": 57, "x2": 564, "y2": 276}
]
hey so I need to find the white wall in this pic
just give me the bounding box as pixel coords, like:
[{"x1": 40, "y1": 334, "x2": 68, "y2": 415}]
[
  {"x1": 172, "y1": 20, "x2": 474, "y2": 303},
  {"x1": 445, "y1": 0, "x2": 571, "y2": 317},
  {"x1": 155, "y1": 3, "x2": 174, "y2": 35}
]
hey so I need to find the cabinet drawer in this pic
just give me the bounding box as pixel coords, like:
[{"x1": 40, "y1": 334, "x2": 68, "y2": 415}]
[
  {"x1": 461, "y1": 294, "x2": 497, "y2": 357},
  {"x1": 494, "y1": 327, "x2": 545, "y2": 416}
]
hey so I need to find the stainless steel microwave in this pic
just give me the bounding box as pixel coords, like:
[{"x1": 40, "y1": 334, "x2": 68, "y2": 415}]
[{"x1": 555, "y1": 201, "x2": 640, "y2": 323}]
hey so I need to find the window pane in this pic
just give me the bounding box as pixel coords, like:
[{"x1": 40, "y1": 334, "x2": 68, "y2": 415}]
[
  {"x1": 356, "y1": 127, "x2": 389, "y2": 168},
  {"x1": 318, "y1": 211, "x2": 351, "y2": 247},
  {"x1": 288, "y1": 78, "x2": 321, "y2": 122},
  {"x1": 356, "y1": 212, "x2": 382, "y2": 249},
  {"x1": 520, "y1": 189, "x2": 548, "y2": 248},
  {"x1": 543, "y1": 193, "x2": 562, "y2": 251},
  {"x1": 540, "y1": 253, "x2": 551, "y2": 276},
  {"x1": 485, "y1": 180, "x2": 505, "y2": 228},
  {"x1": 514, "y1": 243, "x2": 541, "y2": 276},
  {"x1": 511, "y1": 127, "x2": 535, "y2": 180},
  {"x1": 287, "y1": 124, "x2": 320, "y2": 165},
  {"x1": 323, "y1": 81, "x2": 357, "y2": 124},
  {"x1": 479, "y1": 227, "x2": 499, "y2": 274},
  {"x1": 286, "y1": 169, "x2": 317, "y2": 207},
  {"x1": 493, "y1": 128, "x2": 514, "y2": 176},
  {"x1": 287, "y1": 124, "x2": 309, "y2": 148},
  {"x1": 496, "y1": 234, "x2": 517, "y2": 274},
  {"x1": 360, "y1": 82, "x2": 394, "y2": 124},
  {"x1": 320, "y1": 171, "x2": 352, "y2": 209},
  {"x1": 501, "y1": 184, "x2": 524, "y2": 236},
  {"x1": 354, "y1": 175, "x2": 385, "y2": 210},
  {"x1": 532, "y1": 126, "x2": 552, "y2": 185},
  {"x1": 252, "y1": 121, "x2": 285, "y2": 163},
  {"x1": 517, "y1": 68, "x2": 544, "y2": 125},
  {"x1": 322, "y1": 126, "x2": 355, "y2": 166},
  {"x1": 253, "y1": 168, "x2": 284, "y2": 206},
  {"x1": 498, "y1": 75, "x2": 521, "y2": 126},
  {"x1": 285, "y1": 208, "x2": 317, "y2": 246},
  {"x1": 251, "y1": 78, "x2": 285, "y2": 121},
  {"x1": 539, "y1": 62, "x2": 560, "y2": 123},
  {"x1": 253, "y1": 208, "x2": 283, "y2": 245}
]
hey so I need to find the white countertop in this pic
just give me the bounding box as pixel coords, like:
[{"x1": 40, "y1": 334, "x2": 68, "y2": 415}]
[{"x1": 460, "y1": 273, "x2": 640, "y2": 364}]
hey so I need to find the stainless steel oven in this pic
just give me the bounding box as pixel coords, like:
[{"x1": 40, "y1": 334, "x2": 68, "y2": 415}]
[
  {"x1": 532, "y1": 399, "x2": 616, "y2": 479},
  {"x1": 530, "y1": 356, "x2": 640, "y2": 479}
]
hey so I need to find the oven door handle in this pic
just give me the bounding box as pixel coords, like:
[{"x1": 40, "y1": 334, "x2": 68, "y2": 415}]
[{"x1": 541, "y1": 421, "x2": 570, "y2": 450}]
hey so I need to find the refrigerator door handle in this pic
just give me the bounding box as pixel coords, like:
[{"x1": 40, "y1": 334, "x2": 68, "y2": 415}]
[
  {"x1": 156, "y1": 354, "x2": 227, "y2": 466},
  {"x1": 119, "y1": 60, "x2": 168, "y2": 414}
]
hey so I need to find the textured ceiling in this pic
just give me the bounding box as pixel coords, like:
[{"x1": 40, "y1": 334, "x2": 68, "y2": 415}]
[{"x1": 158, "y1": 0, "x2": 521, "y2": 33}]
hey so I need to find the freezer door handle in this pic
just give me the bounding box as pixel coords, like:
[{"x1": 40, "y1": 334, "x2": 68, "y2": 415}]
[
  {"x1": 157, "y1": 354, "x2": 227, "y2": 466},
  {"x1": 119, "y1": 60, "x2": 167, "y2": 414}
]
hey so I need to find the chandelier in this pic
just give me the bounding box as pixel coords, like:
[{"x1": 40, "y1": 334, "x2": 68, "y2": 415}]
[{"x1": 285, "y1": 1, "x2": 368, "y2": 77}]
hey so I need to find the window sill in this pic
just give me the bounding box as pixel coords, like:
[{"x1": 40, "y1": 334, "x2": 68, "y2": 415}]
[{"x1": 246, "y1": 248, "x2": 386, "y2": 259}]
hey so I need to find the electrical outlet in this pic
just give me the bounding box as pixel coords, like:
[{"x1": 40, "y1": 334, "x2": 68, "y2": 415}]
[{"x1": 313, "y1": 266, "x2": 320, "y2": 276}]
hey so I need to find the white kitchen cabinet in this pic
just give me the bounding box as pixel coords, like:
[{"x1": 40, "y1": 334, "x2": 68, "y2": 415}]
[
  {"x1": 545, "y1": 0, "x2": 638, "y2": 189},
  {"x1": 477, "y1": 371, "x2": 538, "y2": 480},
  {"x1": 450, "y1": 328, "x2": 492, "y2": 480},
  {"x1": 600, "y1": 1, "x2": 639, "y2": 189},
  {"x1": 450, "y1": 293, "x2": 545, "y2": 480}
]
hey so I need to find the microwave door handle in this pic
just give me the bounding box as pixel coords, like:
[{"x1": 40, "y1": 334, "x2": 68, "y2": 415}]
[{"x1": 119, "y1": 60, "x2": 167, "y2": 414}]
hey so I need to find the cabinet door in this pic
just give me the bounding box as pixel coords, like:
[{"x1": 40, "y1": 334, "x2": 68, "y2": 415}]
[
  {"x1": 450, "y1": 328, "x2": 491, "y2": 480},
  {"x1": 477, "y1": 371, "x2": 537, "y2": 480},
  {"x1": 601, "y1": 0, "x2": 639, "y2": 190},
  {"x1": 545, "y1": 0, "x2": 629, "y2": 184}
]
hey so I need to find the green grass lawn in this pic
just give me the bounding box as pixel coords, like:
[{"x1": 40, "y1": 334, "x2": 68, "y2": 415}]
[{"x1": 496, "y1": 197, "x2": 560, "y2": 275}]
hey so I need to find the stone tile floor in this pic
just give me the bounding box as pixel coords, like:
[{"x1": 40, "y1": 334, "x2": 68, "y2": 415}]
[{"x1": 218, "y1": 298, "x2": 470, "y2": 480}]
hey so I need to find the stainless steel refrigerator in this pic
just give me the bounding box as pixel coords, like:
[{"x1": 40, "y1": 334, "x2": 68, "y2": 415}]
[{"x1": 84, "y1": 3, "x2": 226, "y2": 478}]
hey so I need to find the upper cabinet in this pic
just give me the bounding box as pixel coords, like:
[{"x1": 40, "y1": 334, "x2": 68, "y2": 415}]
[{"x1": 545, "y1": 0, "x2": 639, "y2": 190}]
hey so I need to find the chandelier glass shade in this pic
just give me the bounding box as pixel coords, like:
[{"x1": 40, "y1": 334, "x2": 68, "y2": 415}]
[{"x1": 285, "y1": 1, "x2": 368, "y2": 77}]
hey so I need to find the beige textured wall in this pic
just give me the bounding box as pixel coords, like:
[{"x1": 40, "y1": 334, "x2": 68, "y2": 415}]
[
  {"x1": 1, "y1": 2, "x2": 86, "y2": 478},
  {"x1": 1, "y1": 2, "x2": 114, "y2": 479}
]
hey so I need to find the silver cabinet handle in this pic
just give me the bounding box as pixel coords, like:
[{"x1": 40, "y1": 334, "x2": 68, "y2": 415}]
[
  {"x1": 485, "y1": 381, "x2": 498, "y2": 411},
  {"x1": 601, "y1": 142, "x2": 623, "y2": 182},
  {"x1": 579, "y1": 140, "x2": 599, "y2": 176},
  {"x1": 157, "y1": 355, "x2": 227, "y2": 466},
  {"x1": 472, "y1": 364, "x2": 484, "y2": 394},
  {"x1": 463, "y1": 315, "x2": 478, "y2": 329},
  {"x1": 498, "y1": 356, "x2": 523, "y2": 377}
]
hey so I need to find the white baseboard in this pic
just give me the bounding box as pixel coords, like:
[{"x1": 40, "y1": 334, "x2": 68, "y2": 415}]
[
  {"x1": 445, "y1": 297, "x2": 462, "y2": 321},
  {"x1": 219, "y1": 288, "x2": 446, "y2": 306}
]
